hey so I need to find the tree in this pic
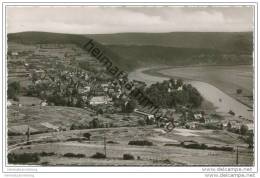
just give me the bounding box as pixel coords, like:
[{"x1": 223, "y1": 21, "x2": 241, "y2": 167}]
[
  {"x1": 236, "y1": 89, "x2": 243, "y2": 94},
  {"x1": 75, "y1": 97, "x2": 85, "y2": 108},
  {"x1": 227, "y1": 122, "x2": 232, "y2": 131},
  {"x1": 83, "y1": 132, "x2": 91, "y2": 140},
  {"x1": 8, "y1": 81, "x2": 20, "y2": 99},
  {"x1": 70, "y1": 123, "x2": 77, "y2": 130},
  {"x1": 246, "y1": 132, "x2": 254, "y2": 148},
  {"x1": 123, "y1": 100, "x2": 137, "y2": 113},
  {"x1": 240, "y1": 124, "x2": 248, "y2": 135},
  {"x1": 89, "y1": 118, "x2": 100, "y2": 128},
  {"x1": 176, "y1": 79, "x2": 183, "y2": 87},
  {"x1": 96, "y1": 108, "x2": 103, "y2": 115},
  {"x1": 31, "y1": 71, "x2": 38, "y2": 84},
  {"x1": 145, "y1": 117, "x2": 154, "y2": 125}
]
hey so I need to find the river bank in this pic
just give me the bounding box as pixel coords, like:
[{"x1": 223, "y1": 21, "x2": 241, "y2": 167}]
[
  {"x1": 128, "y1": 66, "x2": 253, "y2": 121},
  {"x1": 143, "y1": 65, "x2": 253, "y2": 109}
]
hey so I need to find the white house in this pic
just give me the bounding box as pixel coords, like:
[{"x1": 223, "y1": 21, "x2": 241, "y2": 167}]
[
  {"x1": 89, "y1": 96, "x2": 108, "y2": 105},
  {"x1": 35, "y1": 80, "x2": 41, "y2": 84},
  {"x1": 101, "y1": 84, "x2": 109, "y2": 92},
  {"x1": 11, "y1": 52, "x2": 19, "y2": 56},
  {"x1": 84, "y1": 74, "x2": 89, "y2": 80},
  {"x1": 246, "y1": 123, "x2": 254, "y2": 131},
  {"x1": 194, "y1": 113, "x2": 203, "y2": 120},
  {"x1": 84, "y1": 86, "x2": 91, "y2": 93},
  {"x1": 177, "y1": 86, "x2": 183, "y2": 91},
  {"x1": 40, "y1": 100, "x2": 48, "y2": 107},
  {"x1": 101, "y1": 83, "x2": 109, "y2": 88},
  {"x1": 7, "y1": 100, "x2": 12, "y2": 107}
]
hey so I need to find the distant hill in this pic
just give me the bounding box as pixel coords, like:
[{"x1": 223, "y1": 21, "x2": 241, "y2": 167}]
[
  {"x1": 105, "y1": 45, "x2": 252, "y2": 68},
  {"x1": 86, "y1": 32, "x2": 253, "y2": 68},
  {"x1": 7, "y1": 31, "x2": 132, "y2": 71},
  {"x1": 87, "y1": 32, "x2": 253, "y2": 54},
  {"x1": 8, "y1": 31, "x2": 253, "y2": 72}
]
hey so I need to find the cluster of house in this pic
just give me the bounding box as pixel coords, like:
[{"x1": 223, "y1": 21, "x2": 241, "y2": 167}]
[
  {"x1": 9, "y1": 46, "x2": 254, "y2": 135},
  {"x1": 132, "y1": 105, "x2": 254, "y2": 134},
  {"x1": 9, "y1": 44, "x2": 138, "y2": 109},
  {"x1": 87, "y1": 79, "x2": 131, "y2": 105},
  {"x1": 29, "y1": 60, "x2": 136, "y2": 107}
]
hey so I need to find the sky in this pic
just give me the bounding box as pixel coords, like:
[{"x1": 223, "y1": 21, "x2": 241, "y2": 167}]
[{"x1": 7, "y1": 6, "x2": 254, "y2": 34}]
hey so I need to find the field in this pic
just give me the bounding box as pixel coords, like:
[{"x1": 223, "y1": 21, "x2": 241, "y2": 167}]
[
  {"x1": 144, "y1": 65, "x2": 253, "y2": 108},
  {"x1": 7, "y1": 97, "x2": 253, "y2": 166},
  {"x1": 8, "y1": 97, "x2": 142, "y2": 138},
  {"x1": 9, "y1": 126, "x2": 253, "y2": 166}
]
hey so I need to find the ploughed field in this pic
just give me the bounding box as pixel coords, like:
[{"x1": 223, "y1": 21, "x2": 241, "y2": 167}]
[{"x1": 145, "y1": 65, "x2": 253, "y2": 108}]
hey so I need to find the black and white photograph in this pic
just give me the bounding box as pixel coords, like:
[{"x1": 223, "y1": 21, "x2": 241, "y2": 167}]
[{"x1": 0, "y1": 0, "x2": 259, "y2": 177}]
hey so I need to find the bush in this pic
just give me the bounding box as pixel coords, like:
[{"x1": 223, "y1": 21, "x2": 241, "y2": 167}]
[
  {"x1": 204, "y1": 123, "x2": 223, "y2": 130},
  {"x1": 240, "y1": 124, "x2": 248, "y2": 135},
  {"x1": 228, "y1": 110, "x2": 235, "y2": 116},
  {"x1": 145, "y1": 117, "x2": 154, "y2": 125},
  {"x1": 207, "y1": 146, "x2": 234, "y2": 151},
  {"x1": 137, "y1": 119, "x2": 145, "y2": 126},
  {"x1": 89, "y1": 118, "x2": 102, "y2": 129},
  {"x1": 76, "y1": 153, "x2": 86, "y2": 158},
  {"x1": 162, "y1": 159, "x2": 171, "y2": 164},
  {"x1": 8, "y1": 131, "x2": 22, "y2": 136},
  {"x1": 39, "y1": 152, "x2": 56, "y2": 157},
  {"x1": 164, "y1": 143, "x2": 179, "y2": 146},
  {"x1": 8, "y1": 153, "x2": 40, "y2": 164},
  {"x1": 63, "y1": 153, "x2": 85, "y2": 158},
  {"x1": 128, "y1": 140, "x2": 153, "y2": 146},
  {"x1": 63, "y1": 153, "x2": 75, "y2": 157},
  {"x1": 66, "y1": 137, "x2": 86, "y2": 142},
  {"x1": 91, "y1": 152, "x2": 106, "y2": 159},
  {"x1": 123, "y1": 154, "x2": 135, "y2": 160},
  {"x1": 185, "y1": 124, "x2": 190, "y2": 129},
  {"x1": 83, "y1": 133, "x2": 91, "y2": 140},
  {"x1": 70, "y1": 123, "x2": 89, "y2": 130},
  {"x1": 184, "y1": 142, "x2": 206, "y2": 149},
  {"x1": 246, "y1": 132, "x2": 254, "y2": 148},
  {"x1": 181, "y1": 141, "x2": 234, "y2": 151},
  {"x1": 107, "y1": 140, "x2": 119, "y2": 144},
  {"x1": 181, "y1": 141, "x2": 208, "y2": 149}
]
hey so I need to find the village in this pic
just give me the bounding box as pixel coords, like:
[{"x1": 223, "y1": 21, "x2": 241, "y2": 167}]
[{"x1": 7, "y1": 42, "x2": 254, "y2": 165}]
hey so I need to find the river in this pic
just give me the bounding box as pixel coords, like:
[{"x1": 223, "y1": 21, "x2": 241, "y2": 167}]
[{"x1": 128, "y1": 67, "x2": 253, "y2": 121}]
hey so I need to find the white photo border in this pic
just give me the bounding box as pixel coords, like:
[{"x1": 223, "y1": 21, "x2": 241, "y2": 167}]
[{"x1": 0, "y1": 0, "x2": 258, "y2": 175}]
